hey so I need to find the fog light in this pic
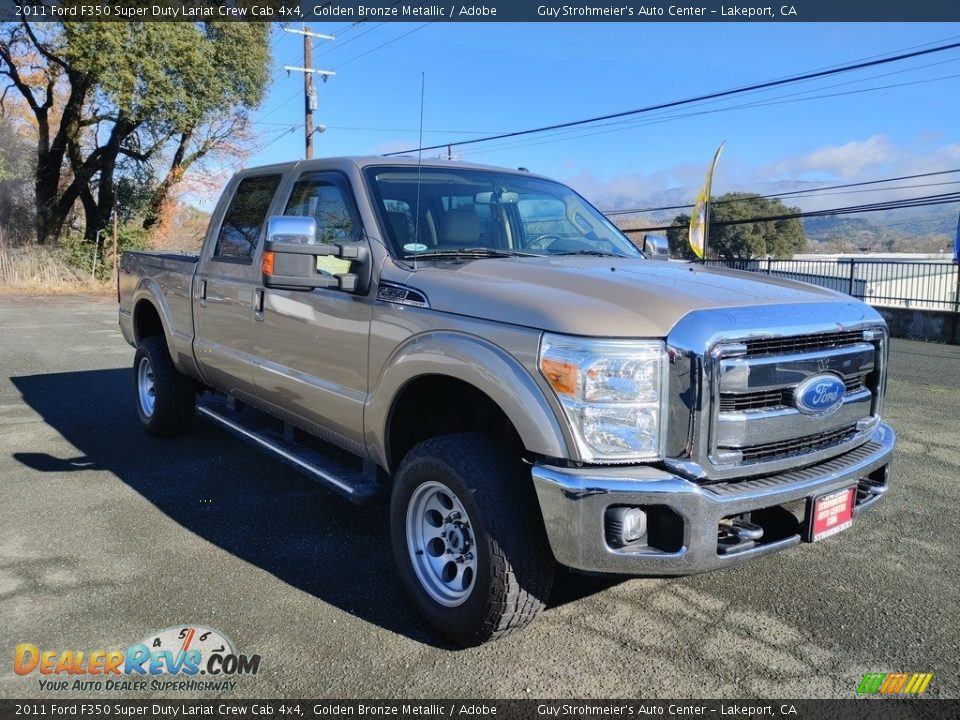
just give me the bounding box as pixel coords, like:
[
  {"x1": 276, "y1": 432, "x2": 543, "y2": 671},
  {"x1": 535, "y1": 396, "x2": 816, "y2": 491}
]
[{"x1": 605, "y1": 506, "x2": 648, "y2": 548}]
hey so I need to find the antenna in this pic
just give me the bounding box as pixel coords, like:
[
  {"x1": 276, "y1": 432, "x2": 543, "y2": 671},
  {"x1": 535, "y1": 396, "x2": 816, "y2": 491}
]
[{"x1": 413, "y1": 72, "x2": 425, "y2": 272}]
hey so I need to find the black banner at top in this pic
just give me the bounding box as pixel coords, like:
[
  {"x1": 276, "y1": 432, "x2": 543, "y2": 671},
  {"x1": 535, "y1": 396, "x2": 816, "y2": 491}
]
[{"x1": 1, "y1": 0, "x2": 959, "y2": 23}]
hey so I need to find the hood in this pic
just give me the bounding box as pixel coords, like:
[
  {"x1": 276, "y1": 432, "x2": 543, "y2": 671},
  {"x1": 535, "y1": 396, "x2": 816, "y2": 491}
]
[{"x1": 386, "y1": 257, "x2": 849, "y2": 337}]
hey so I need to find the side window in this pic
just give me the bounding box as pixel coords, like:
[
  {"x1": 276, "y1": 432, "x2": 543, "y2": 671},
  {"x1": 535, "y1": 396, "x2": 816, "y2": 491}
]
[
  {"x1": 283, "y1": 172, "x2": 360, "y2": 245},
  {"x1": 213, "y1": 174, "x2": 282, "y2": 263}
]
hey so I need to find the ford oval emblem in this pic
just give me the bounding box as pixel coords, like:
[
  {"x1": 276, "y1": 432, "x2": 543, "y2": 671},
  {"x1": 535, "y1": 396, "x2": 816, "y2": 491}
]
[{"x1": 794, "y1": 374, "x2": 846, "y2": 415}]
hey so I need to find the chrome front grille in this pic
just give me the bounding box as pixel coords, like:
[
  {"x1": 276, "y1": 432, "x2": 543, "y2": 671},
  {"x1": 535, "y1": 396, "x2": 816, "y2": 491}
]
[
  {"x1": 710, "y1": 333, "x2": 883, "y2": 471},
  {"x1": 733, "y1": 424, "x2": 859, "y2": 463},
  {"x1": 664, "y1": 306, "x2": 888, "y2": 482},
  {"x1": 742, "y1": 330, "x2": 865, "y2": 357},
  {"x1": 718, "y1": 373, "x2": 868, "y2": 412}
]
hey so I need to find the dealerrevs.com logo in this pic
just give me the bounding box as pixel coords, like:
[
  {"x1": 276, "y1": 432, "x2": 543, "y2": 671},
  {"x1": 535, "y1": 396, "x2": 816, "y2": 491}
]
[{"x1": 14, "y1": 625, "x2": 260, "y2": 693}]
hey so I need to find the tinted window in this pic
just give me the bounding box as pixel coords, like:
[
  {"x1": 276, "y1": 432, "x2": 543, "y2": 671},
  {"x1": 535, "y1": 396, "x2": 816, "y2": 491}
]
[
  {"x1": 213, "y1": 174, "x2": 282, "y2": 262},
  {"x1": 283, "y1": 172, "x2": 361, "y2": 276},
  {"x1": 283, "y1": 173, "x2": 360, "y2": 245}
]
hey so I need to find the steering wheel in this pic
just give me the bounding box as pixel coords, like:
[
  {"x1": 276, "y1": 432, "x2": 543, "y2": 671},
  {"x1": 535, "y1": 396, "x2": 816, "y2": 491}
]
[{"x1": 526, "y1": 234, "x2": 564, "y2": 251}]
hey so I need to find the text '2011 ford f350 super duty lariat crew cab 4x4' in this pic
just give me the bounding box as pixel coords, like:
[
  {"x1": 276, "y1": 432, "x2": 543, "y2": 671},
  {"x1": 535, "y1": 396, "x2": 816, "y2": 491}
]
[{"x1": 119, "y1": 156, "x2": 894, "y2": 646}]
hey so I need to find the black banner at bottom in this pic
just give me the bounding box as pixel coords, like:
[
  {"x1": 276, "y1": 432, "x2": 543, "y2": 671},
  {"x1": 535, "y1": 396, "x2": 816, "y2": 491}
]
[{"x1": 0, "y1": 699, "x2": 952, "y2": 720}]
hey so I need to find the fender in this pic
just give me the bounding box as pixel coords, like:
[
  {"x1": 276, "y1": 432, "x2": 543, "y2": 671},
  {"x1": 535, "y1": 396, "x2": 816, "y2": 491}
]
[
  {"x1": 130, "y1": 277, "x2": 203, "y2": 383},
  {"x1": 365, "y1": 331, "x2": 573, "y2": 470}
]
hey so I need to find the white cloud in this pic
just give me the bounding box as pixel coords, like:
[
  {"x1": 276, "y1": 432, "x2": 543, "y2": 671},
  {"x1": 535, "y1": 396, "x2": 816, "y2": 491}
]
[
  {"x1": 558, "y1": 136, "x2": 960, "y2": 215},
  {"x1": 771, "y1": 135, "x2": 897, "y2": 179}
]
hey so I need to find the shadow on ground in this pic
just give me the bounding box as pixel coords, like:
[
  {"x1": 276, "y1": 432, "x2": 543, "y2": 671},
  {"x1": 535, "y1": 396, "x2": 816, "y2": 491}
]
[{"x1": 11, "y1": 368, "x2": 620, "y2": 649}]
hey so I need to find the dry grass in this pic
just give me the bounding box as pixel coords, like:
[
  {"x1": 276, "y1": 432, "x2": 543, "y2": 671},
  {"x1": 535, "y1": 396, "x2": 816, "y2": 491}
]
[{"x1": 0, "y1": 246, "x2": 111, "y2": 295}]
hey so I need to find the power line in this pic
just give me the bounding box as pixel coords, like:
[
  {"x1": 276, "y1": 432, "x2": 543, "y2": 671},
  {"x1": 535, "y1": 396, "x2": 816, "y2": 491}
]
[
  {"x1": 248, "y1": 121, "x2": 509, "y2": 134},
  {"x1": 384, "y1": 40, "x2": 960, "y2": 156},
  {"x1": 622, "y1": 191, "x2": 960, "y2": 234},
  {"x1": 246, "y1": 125, "x2": 299, "y2": 157},
  {"x1": 407, "y1": 35, "x2": 960, "y2": 158},
  {"x1": 335, "y1": 23, "x2": 431, "y2": 69},
  {"x1": 603, "y1": 168, "x2": 960, "y2": 216},
  {"x1": 459, "y1": 59, "x2": 960, "y2": 158},
  {"x1": 256, "y1": 89, "x2": 302, "y2": 122},
  {"x1": 326, "y1": 0, "x2": 403, "y2": 36},
  {"x1": 259, "y1": 19, "x2": 410, "y2": 137},
  {"x1": 314, "y1": 22, "x2": 385, "y2": 57},
  {"x1": 257, "y1": 33, "x2": 960, "y2": 148}
]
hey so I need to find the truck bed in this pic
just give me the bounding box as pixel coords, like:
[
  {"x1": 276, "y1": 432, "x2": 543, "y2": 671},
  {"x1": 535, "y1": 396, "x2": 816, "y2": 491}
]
[
  {"x1": 119, "y1": 251, "x2": 199, "y2": 371},
  {"x1": 126, "y1": 250, "x2": 199, "y2": 267}
]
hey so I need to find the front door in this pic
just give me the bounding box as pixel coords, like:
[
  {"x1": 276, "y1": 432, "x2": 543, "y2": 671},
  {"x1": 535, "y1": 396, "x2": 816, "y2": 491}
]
[{"x1": 248, "y1": 170, "x2": 372, "y2": 451}]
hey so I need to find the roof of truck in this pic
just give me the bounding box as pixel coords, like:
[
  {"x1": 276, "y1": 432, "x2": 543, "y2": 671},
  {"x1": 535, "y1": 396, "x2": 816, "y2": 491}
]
[{"x1": 239, "y1": 155, "x2": 551, "y2": 180}]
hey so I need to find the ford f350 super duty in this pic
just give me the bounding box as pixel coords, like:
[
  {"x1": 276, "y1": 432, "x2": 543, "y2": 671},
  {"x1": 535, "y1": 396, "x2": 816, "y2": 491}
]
[{"x1": 119, "y1": 156, "x2": 894, "y2": 645}]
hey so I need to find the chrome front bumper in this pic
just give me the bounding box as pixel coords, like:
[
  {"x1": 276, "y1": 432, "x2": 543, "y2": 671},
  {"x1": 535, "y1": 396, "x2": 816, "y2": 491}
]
[{"x1": 531, "y1": 423, "x2": 895, "y2": 575}]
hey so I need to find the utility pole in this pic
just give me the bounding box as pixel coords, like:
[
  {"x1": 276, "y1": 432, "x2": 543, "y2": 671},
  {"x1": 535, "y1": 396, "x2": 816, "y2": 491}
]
[{"x1": 283, "y1": 25, "x2": 335, "y2": 159}]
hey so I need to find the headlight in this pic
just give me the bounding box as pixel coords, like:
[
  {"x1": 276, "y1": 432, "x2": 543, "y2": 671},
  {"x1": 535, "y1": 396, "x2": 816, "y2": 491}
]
[{"x1": 538, "y1": 333, "x2": 667, "y2": 463}]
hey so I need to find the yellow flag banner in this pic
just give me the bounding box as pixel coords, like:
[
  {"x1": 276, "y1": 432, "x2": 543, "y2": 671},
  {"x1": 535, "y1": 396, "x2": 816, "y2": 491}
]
[{"x1": 689, "y1": 142, "x2": 725, "y2": 260}]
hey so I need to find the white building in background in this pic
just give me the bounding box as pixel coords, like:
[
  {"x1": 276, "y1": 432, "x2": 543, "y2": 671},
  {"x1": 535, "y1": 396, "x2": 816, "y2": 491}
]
[{"x1": 726, "y1": 254, "x2": 960, "y2": 311}]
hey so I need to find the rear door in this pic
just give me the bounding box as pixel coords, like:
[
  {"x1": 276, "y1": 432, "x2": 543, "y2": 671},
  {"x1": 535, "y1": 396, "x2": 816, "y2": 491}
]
[
  {"x1": 193, "y1": 172, "x2": 283, "y2": 398},
  {"x1": 248, "y1": 170, "x2": 372, "y2": 452}
]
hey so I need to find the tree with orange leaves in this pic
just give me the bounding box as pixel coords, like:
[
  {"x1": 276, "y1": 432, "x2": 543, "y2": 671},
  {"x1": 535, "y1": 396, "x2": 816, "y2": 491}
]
[{"x1": 0, "y1": 20, "x2": 271, "y2": 244}]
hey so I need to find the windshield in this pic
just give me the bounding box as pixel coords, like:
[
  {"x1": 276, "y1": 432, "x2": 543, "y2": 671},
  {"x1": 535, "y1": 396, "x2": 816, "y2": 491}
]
[{"x1": 364, "y1": 166, "x2": 642, "y2": 260}]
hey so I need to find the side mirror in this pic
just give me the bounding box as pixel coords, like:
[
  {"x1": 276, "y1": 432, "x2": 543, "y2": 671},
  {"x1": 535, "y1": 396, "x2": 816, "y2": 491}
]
[
  {"x1": 262, "y1": 216, "x2": 368, "y2": 292},
  {"x1": 267, "y1": 215, "x2": 317, "y2": 245},
  {"x1": 643, "y1": 234, "x2": 670, "y2": 260}
]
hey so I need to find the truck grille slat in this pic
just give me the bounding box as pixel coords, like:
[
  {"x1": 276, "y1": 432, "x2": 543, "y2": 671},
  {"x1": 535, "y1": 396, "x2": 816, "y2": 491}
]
[
  {"x1": 704, "y1": 441, "x2": 882, "y2": 495},
  {"x1": 742, "y1": 330, "x2": 864, "y2": 357},
  {"x1": 722, "y1": 425, "x2": 859, "y2": 463},
  {"x1": 718, "y1": 374, "x2": 867, "y2": 412}
]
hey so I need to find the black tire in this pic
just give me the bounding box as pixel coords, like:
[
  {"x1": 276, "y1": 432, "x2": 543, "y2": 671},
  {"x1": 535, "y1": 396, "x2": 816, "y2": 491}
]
[
  {"x1": 390, "y1": 433, "x2": 554, "y2": 646},
  {"x1": 133, "y1": 335, "x2": 196, "y2": 437}
]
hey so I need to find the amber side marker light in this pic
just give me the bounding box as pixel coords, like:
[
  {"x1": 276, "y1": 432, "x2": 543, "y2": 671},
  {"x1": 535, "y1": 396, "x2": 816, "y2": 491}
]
[
  {"x1": 540, "y1": 357, "x2": 577, "y2": 396},
  {"x1": 262, "y1": 250, "x2": 275, "y2": 276}
]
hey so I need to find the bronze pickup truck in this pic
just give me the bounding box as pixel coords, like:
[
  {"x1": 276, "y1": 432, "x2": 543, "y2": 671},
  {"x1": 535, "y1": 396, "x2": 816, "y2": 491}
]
[{"x1": 119, "y1": 156, "x2": 894, "y2": 645}]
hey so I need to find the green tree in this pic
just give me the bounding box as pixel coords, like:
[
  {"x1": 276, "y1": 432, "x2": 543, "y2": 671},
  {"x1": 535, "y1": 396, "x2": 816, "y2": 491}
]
[
  {"x1": 0, "y1": 20, "x2": 271, "y2": 243},
  {"x1": 0, "y1": 116, "x2": 35, "y2": 245},
  {"x1": 666, "y1": 193, "x2": 807, "y2": 260}
]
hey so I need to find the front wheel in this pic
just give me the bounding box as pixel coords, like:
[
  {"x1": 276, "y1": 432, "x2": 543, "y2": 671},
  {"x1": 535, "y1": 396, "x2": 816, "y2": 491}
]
[
  {"x1": 390, "y1": 433, "x2": 554, "y2": 646},
  {"x1": 133, "y1": 335, "x2": 196, "y2": 437}
]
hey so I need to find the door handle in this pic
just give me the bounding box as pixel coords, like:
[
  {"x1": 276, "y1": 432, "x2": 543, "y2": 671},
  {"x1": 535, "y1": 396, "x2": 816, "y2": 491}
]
[
  {"x1": 253, "y1": 288, "x2": 264, "y2": 322},
  {"x1": 198, "y1": 279, "x2": 208, "y2": 308}
]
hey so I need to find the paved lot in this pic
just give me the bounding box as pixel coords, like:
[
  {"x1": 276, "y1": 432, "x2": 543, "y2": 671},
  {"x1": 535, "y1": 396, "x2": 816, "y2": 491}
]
[{"x1": 1, "y1": 295, "x2": 958, "y2": 699}]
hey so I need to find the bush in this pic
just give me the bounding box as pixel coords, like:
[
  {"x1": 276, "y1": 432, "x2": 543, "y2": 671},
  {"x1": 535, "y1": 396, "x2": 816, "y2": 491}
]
[{"x1": 58, "y1": 225, "x2": 149, "y2": 283}]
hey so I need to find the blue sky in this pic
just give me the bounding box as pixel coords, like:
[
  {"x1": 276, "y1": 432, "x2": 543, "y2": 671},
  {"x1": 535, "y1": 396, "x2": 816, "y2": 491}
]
[{"x1": 240, "y1": 22, "x2": 960, "y2": 213}]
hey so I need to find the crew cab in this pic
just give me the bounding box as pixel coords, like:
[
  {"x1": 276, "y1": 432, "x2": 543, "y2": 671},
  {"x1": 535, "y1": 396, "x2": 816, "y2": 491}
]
[{"x1": 119, "y1": 157, "x2": 894, "y2": 645}]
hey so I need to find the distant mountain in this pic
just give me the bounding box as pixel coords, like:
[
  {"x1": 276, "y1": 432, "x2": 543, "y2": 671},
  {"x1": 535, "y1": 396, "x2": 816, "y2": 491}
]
[
  {"x1": 602, "y1": 187, "x2": 958, "y2": 253},
  {"x1": 803, "y1": 207, "x2": 957, "y2": 240},
  {"x1": 802, "y1": 205, "x2": 958, "y2": 253}
]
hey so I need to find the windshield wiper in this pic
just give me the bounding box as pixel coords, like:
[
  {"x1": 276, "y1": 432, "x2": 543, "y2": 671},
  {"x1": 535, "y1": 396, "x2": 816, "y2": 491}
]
[
  {"x1": 549, "y1": 249, "x2": 622, "y2": 257},
  {"x1": 403, "y1": 248, "x2": 538, "y2": 260}
]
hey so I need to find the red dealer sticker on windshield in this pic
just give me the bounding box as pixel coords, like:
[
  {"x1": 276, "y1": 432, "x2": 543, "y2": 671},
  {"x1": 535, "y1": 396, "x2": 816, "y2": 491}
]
[{"x1": 809, "y1": 487, "x2": 856, "y2": 542}]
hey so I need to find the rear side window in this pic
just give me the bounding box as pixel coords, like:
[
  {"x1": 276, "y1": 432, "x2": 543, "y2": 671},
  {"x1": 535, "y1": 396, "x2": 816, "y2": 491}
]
[{"x1": 213, "y1": 174, "x2": 282, "y2": 262}]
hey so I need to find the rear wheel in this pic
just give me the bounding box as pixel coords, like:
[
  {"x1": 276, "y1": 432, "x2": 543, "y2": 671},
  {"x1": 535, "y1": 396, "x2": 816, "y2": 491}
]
[
  {"x1": 133, "y1": 335, "x2": 195, "y2": 436},
  {"x1": 390, "y1": 433, "x2": 554, "y2": 646}
]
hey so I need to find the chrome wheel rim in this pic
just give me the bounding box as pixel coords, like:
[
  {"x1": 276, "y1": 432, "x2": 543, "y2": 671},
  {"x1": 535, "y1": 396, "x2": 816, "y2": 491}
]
[
  {"x1": 137, "y1": 356, "x2": 156, "y2": 418},
  {"x1": 406, "y1": 481, "x2": 478, "y2": 607}
]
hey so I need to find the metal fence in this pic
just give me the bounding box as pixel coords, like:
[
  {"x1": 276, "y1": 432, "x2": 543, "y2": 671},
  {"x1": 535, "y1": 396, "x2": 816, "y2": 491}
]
[{"x1": 702, "y1": 258, "x2": 960, "y2": 311}]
